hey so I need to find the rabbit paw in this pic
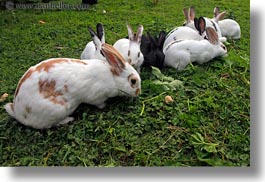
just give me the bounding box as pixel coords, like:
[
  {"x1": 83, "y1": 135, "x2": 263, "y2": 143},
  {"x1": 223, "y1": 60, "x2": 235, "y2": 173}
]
[
  {"x1": 96, "y1": 103, "x2": 106, "y2": 109},
  {"x1": 56, "y1": 117, "x2": 74, "y2": 126}
]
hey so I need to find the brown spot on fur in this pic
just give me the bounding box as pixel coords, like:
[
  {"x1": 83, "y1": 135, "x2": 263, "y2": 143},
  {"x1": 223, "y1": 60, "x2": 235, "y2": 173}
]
[
  {"x1": 35, "y1": 58, "x2": 87, "y2": 72},
  {"x1": 14, "y1": 58, "x2": 87, "y2": 97},
  {"x1": 25, "y1": 106, "x2": 32, "y2": 113},
  {"x1": 15, "y1": 68, "x2": 35, "y2": 97},
  {"x1": 110, "y1": 67, "x2": 120, "y2": 76},
  {"x1": 39, "y1": 79, "x2": 66, "y2": 106}
]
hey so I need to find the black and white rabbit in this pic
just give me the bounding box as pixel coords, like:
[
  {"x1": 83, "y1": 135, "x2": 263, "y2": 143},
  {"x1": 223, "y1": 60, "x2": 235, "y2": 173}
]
[
  {"x1": 164, "y1": 27, "x2": 227, "y2": 71},
  {"x1": 141, "y1": 31, "x2": 166, "y2": 70},
  {"x1": 81, "y1": 23, "x2": 106, "y2": 61},
  {"x1": 183, "y1": 6, "x2": 227, "y2": 43},
  {"x1": 163, "y1": 16, "x2": 207, "y2": 50}
]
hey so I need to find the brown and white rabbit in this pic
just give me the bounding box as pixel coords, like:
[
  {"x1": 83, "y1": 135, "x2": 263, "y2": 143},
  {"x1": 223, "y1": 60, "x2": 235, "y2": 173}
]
[
  {"x1": 113, "y1": 24, "x2": 144, "y2": 73},
  {"x1": 5, "y1": 44, "x2": 141, "y2": 129}
]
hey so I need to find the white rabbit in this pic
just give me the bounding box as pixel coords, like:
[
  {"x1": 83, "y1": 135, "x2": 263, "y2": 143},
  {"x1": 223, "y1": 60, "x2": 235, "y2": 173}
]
[
  {"x1": 81, "y1": 23, "x2": 106, "y2": 60},
  {"x1": 113, "y1": 24, "x2": 144, "y2": 73},
  {"x1": 213, "y1": 7, "x2": 241, "y2": 39},
  {"x1": 4, "y1": 43, "x2": 141, "y2": 129},
  {"x1": 183, "y1": 6, "x2": 227, "y2": 43},
  {"x1": 164, "y1": 27, "x2": 227, "y2": 71}
]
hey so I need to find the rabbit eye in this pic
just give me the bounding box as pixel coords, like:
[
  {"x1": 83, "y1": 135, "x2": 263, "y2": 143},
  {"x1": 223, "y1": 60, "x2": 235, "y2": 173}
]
[
  {"x1": 137, "y1": 52, "x2": 140, "y2": 58},
  {"x1": 131, "y1": 79, "x2": 136, "y2": 85},
  {"x1": 221, "y1": 45, "x2": 226, "y2": 50},
  {"x1": 128, "y1": 74, "x2": 138, "y2": 88}
]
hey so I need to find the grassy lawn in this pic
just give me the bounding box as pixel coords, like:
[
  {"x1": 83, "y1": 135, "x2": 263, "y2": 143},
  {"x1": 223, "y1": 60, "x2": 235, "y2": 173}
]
[{"x1": 0, "y1": 0, "x2": 250, "y2": 166}]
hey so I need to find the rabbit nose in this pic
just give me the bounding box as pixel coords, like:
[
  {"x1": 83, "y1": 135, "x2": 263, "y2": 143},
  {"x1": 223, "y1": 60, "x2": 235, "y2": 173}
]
[{"x1": 135, "y1": 88, "x2": 141, "y2": 96}]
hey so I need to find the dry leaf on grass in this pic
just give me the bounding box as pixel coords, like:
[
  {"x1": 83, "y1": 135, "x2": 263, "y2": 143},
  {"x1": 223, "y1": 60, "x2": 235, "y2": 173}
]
[
  {"x1": 39, "y1": 20, "x2": 46, "y2": 24},
  {"x1": 0, "y1": 93, "x2": 8, "y2": 102}
]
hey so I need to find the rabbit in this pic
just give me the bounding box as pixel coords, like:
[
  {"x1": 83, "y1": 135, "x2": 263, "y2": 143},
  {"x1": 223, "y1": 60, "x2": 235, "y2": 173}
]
[
  {"x1": 183, "y1": 6, "x2": 227, "y2": 43},
  {"x1": 163, "y1": 27, "x2": 227, "y2": 71},
  {"x1": 163, "y1": 11, "x2": 209, "y2": 50},
  {"x1": 113, "y1": 24, "x2": 144, "y2": 73},
  {"x1": 163, "y1": 22, "x2": 206, "y2": 50},
  {"x1": 80, "y1": 23, "x2": 106, "y2": 60},
  {"x1": 140, "y1": 31, "x2": 166, "y2": 70},
  {"x1": 4, "y1": 43, "x2": 141, "y2": 129},
  {"x1": 213, "y1": 7, "x2": 241, "y2": 39}
]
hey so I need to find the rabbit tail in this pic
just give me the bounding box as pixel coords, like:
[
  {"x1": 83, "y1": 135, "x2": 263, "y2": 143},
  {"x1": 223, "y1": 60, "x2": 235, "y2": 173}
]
[{"x1": 4, "y1": 103, "x2": 16, "y2": 119}]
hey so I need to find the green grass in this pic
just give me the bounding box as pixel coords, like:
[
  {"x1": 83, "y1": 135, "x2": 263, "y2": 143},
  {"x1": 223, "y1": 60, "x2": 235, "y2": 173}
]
[{"x1": 0, "y1": 0, "x2": 250, "y2": 166}]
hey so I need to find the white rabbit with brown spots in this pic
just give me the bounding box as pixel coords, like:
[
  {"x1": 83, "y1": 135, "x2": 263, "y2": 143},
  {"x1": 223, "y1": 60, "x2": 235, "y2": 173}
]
[
  {"x1": 5, "y1": 44, "x2": 141, "y2": 129},
  {"x1": 113, "y1": 24, "x2": 144, "y2": 73}
]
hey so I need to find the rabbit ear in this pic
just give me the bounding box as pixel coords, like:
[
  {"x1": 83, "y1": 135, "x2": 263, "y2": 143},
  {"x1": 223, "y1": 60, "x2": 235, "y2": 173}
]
[
  {"x1": 101, "y1": 43, "x2": 126, "y2": 76},
  {"x1": 158, "y1": 31, "x2": 166, "y2": 49},
  {"x1": 135, "y1": 25, "x2": 144, "y2": 43},
  {"x1": 214, "y1": 7, "x2": 220, "y2": 17},
  {"x1": 206, "y1": 27, "x2": 219, "y2": 45},
  {"x1": 88, "y1": 26, "x2": 101, "y2": 50},
  {"x1": 96, "y1": 23, "x2": 105, "y2": 43},
  {"x1": 214, "y1": 7, "x2": 226, "y2": 21},
  {"x1": 216, "y1": 11, "x2": 226, "y2": 21},
  {"x1": 183, "y1": 8, "x2": 190, "y2": 22},
  {"x1": 189, "y1": 6, "x2": 195, "y2": 21},
  {"x1": 194, "y1": 17, "x2": 206, "y2": 35},
  {"x1": 126, "y1": 23, "x2": 135, "y2": 41},
  {"x1": 147, "y1": 32, "x2": 158, "y2": 50}
]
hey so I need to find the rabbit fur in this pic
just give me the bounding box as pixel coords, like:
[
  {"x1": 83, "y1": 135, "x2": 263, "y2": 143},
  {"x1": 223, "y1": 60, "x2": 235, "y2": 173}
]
[
  {"x1": 113, "y1": 24, "x2": 144, "y2": 73},
  {"x1": 164, "y1": 27, "x2": 227, "y2": 71},
  {"x1": 5, "y1": 44, "x2": 141, "y2": 129},
  {"x1": 81, "y1": 23, "x2": 106, "y2": 61}
]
